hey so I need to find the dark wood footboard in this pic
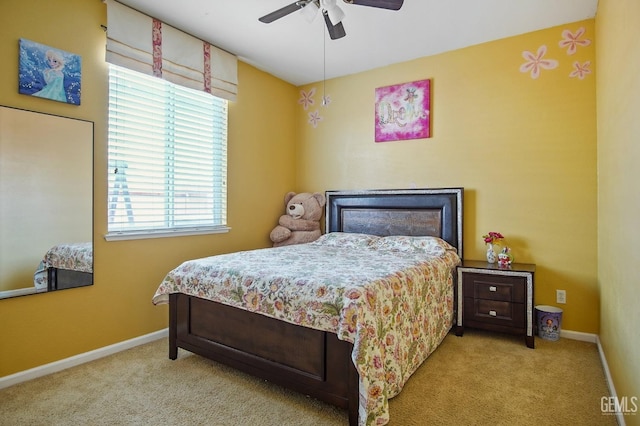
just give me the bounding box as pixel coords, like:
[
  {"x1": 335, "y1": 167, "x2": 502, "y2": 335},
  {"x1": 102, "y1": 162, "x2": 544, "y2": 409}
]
[
  {"x1": 47, "y1": 268, "x2": 93, "y2": 291},
  {"x1": 169, "y1": 293, "x2": 359, "y2": 425}
]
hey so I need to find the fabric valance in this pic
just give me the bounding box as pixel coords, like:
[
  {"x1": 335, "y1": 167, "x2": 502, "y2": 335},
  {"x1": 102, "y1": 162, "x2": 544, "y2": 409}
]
[{"x1": 104, "y1": 0, "x2": 237, "y2": 101}]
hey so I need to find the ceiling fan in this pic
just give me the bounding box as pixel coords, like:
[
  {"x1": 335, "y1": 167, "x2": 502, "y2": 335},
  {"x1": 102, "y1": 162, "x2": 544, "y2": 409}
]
[{"x1": 259, "y1": 0, "x2": 404, "y2": 40}]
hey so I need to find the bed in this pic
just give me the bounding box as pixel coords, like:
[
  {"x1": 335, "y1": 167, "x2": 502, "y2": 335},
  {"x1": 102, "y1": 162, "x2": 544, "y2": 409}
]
[
  {"x1": 152, "y1": 188, "x2": 463, "y2": 426},
  {"x1": 34, "y1": 242, "x2": 93, "y2": 292}
]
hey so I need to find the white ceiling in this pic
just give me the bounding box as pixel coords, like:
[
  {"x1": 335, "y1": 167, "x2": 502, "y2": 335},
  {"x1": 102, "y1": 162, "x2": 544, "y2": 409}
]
[{"x1": 115, "y1": 0, "x2": 598, "y2": 87}]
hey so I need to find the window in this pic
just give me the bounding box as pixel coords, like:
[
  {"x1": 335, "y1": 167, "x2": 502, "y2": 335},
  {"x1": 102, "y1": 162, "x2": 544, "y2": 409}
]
[{"x1": 106, "y1": 64, "x2": 228, "y2": 240}]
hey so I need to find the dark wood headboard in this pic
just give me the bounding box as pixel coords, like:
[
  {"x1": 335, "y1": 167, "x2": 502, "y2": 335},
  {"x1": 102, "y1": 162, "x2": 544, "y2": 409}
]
[{"x1": 325, "y1": 188, "x2": 463, "y2": 257}]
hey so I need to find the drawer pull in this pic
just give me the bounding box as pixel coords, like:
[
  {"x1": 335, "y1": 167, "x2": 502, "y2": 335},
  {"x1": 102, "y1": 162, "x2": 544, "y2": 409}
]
[
  {"x1": 489, "y1": 310, "x2": 497, "y2": 317},
  {"x1": 489, "y1": 286, "x2": 497, "y2": 292}
]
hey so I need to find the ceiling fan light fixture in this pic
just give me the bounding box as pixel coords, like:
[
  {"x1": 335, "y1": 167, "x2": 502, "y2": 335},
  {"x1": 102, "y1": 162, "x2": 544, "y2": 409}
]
[
  {"x1": 321, "y1": 0, "x2": 345, "y2": 24},
  {"x1": 301, "y1": 1, "x2": 320, "y2": 22}
]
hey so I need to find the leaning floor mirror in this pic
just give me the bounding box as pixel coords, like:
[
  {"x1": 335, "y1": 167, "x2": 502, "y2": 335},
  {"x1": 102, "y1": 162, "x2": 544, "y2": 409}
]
[{"x1": 0, "y1": 106, "x2": 93, "y2": 299}]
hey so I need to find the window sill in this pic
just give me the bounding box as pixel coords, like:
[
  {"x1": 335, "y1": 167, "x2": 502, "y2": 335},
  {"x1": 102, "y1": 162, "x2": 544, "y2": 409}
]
[{"x1": 104, "y1": 226, "x2": 231, "y2": 241}]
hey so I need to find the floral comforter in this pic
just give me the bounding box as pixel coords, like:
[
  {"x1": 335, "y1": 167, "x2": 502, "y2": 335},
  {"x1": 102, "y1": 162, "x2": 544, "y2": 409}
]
[
  {"x1": 34, "y1": 242, "x2": 93, "y2": 289},
  {"x1": 152, "y1": 233, "x2": 461, "y2": 426}
]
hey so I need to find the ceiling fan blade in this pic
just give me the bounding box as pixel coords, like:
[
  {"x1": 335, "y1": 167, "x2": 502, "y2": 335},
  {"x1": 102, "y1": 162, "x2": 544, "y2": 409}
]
[
  {"x1": 259, "y1": 1, "x2": 307, "y2": 23},
  {"x1": 342, "y1": 0, "x2": 404, "y2": 10},
  {"x1": 323, "y1": 12, "x2": 346, "y2": 40}
]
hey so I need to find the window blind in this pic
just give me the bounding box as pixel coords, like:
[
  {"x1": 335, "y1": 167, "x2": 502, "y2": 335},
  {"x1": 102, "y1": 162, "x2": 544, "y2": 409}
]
[{"x1": 107, "y1": 64, "x2": 228, "y2": 238}]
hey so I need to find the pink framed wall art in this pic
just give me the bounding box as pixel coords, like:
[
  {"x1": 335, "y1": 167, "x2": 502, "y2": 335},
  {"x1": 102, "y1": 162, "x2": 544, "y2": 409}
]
[{"x1": 375, "y1": 79, "x2": 431, "y2": 142}]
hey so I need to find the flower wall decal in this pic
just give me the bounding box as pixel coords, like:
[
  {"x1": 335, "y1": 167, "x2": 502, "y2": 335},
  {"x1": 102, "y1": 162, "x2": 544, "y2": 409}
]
[
  {"x1": 518, "y1": 25, "x2": 593, "y2": 81},
  {"x1": 558, "y1": 27, "x2": 591, "y2": 55},
  {"x1": 308, "y1": 110, "x2": 323, "y2": 128},
  {"x1": 298, "y1": 86, "x2": 331, "y2": 128},
  {"x1": 569, "y1": 61, "x2": 592, "y2": 80},
  {"x1": 298, "y1": 88, "x2": 316, "y2": 110},
  {"x1": 519, "y1": 45, "x2": 559, "y2": 79}
]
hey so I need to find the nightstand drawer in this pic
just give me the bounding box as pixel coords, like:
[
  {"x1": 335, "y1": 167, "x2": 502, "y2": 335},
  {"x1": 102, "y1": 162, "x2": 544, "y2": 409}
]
[
  {"x1": 463, "y1": 273, "x2": 525, "y2": 302},
  {"x1": 464, "y1": 297, "x2": 525, "y2": 327}
]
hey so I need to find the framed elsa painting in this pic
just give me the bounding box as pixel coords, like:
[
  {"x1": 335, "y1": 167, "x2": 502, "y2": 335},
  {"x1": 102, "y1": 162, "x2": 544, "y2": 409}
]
[
  {"x1": 375, "y1": 79, "x2": 431, "y2": 142},
  {"x1": 18, "y1": 39, "x2": 82, "y2": 105}
]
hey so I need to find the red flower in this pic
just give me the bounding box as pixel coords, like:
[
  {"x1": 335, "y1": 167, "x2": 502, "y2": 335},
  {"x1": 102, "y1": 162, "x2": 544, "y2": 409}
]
[{"x1": 482, "y1": 231, "x2": 504, "y2": 245}]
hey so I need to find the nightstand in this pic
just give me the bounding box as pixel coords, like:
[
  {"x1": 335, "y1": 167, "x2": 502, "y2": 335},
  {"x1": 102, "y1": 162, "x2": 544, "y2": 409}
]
[{"x1": 455, "y1": 260, "x2": 536, "y2": 348}]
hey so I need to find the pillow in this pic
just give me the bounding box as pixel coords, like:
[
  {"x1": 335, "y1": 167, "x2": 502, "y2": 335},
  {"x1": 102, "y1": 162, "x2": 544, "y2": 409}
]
[
  {"x1": 310, "y1": 232, "x2": 379, "y2": 248},
  {"x1": 368, "y1": 235, "x2": 456, "y2": 256}
]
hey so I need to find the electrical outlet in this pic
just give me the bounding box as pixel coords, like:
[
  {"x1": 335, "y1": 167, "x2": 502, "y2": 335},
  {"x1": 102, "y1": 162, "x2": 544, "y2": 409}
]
[{"x1": 556, "y1": 289, "x2": 567, "y2": 304}]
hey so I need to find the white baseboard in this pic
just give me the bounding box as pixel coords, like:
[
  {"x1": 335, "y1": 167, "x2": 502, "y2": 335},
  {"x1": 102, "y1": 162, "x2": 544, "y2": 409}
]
[
  {"x1": 0, "y1": 328, "x2": 168, "y2": 390},
  {"x1": 560, "y1": 331, "x2": 628, "y2": 426},
  {"x1": 560, "y1": 329, "x2": 597, "y2": 343},
  {"x1": 596, "y1": 335, "x2": 626, "y2": 426},
  {"x1": 558, "y1": 330, "x2": 625, "y2": 423}
]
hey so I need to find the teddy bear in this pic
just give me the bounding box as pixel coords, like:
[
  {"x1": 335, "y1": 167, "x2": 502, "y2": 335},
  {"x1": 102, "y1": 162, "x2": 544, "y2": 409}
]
[{"x1": 269, "y1": 191, "x2": 326, "y2": 247}]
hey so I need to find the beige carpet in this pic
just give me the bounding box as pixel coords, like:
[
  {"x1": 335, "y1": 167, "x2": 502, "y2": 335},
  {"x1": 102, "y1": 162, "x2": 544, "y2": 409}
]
[{"x1": 0, "y1": 330, "x2": 615, "y2": 426}]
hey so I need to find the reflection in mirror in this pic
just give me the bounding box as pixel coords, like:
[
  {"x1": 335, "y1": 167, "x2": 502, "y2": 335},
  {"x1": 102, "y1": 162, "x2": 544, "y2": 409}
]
[{"x1": 0, "y1": 106, "x2": 93, "y2": 299}]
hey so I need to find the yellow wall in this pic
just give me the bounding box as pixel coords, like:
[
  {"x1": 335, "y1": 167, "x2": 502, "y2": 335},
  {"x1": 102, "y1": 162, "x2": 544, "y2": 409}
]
[
  {"x1": 0, "y1": 0, "x2": 296, "y2": 376},
  {"x1": 596, "y1": 0, "x2": 640, "y2": 420},
  {"x1": 298, "y1": 21, "x2": 598, "y2": 333}
]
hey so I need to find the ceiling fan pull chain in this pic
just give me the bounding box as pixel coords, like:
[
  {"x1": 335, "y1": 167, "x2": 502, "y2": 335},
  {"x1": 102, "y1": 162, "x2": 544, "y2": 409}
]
[{"x1": 323, "y1": 24, "x2": 327, "y2": 105}]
